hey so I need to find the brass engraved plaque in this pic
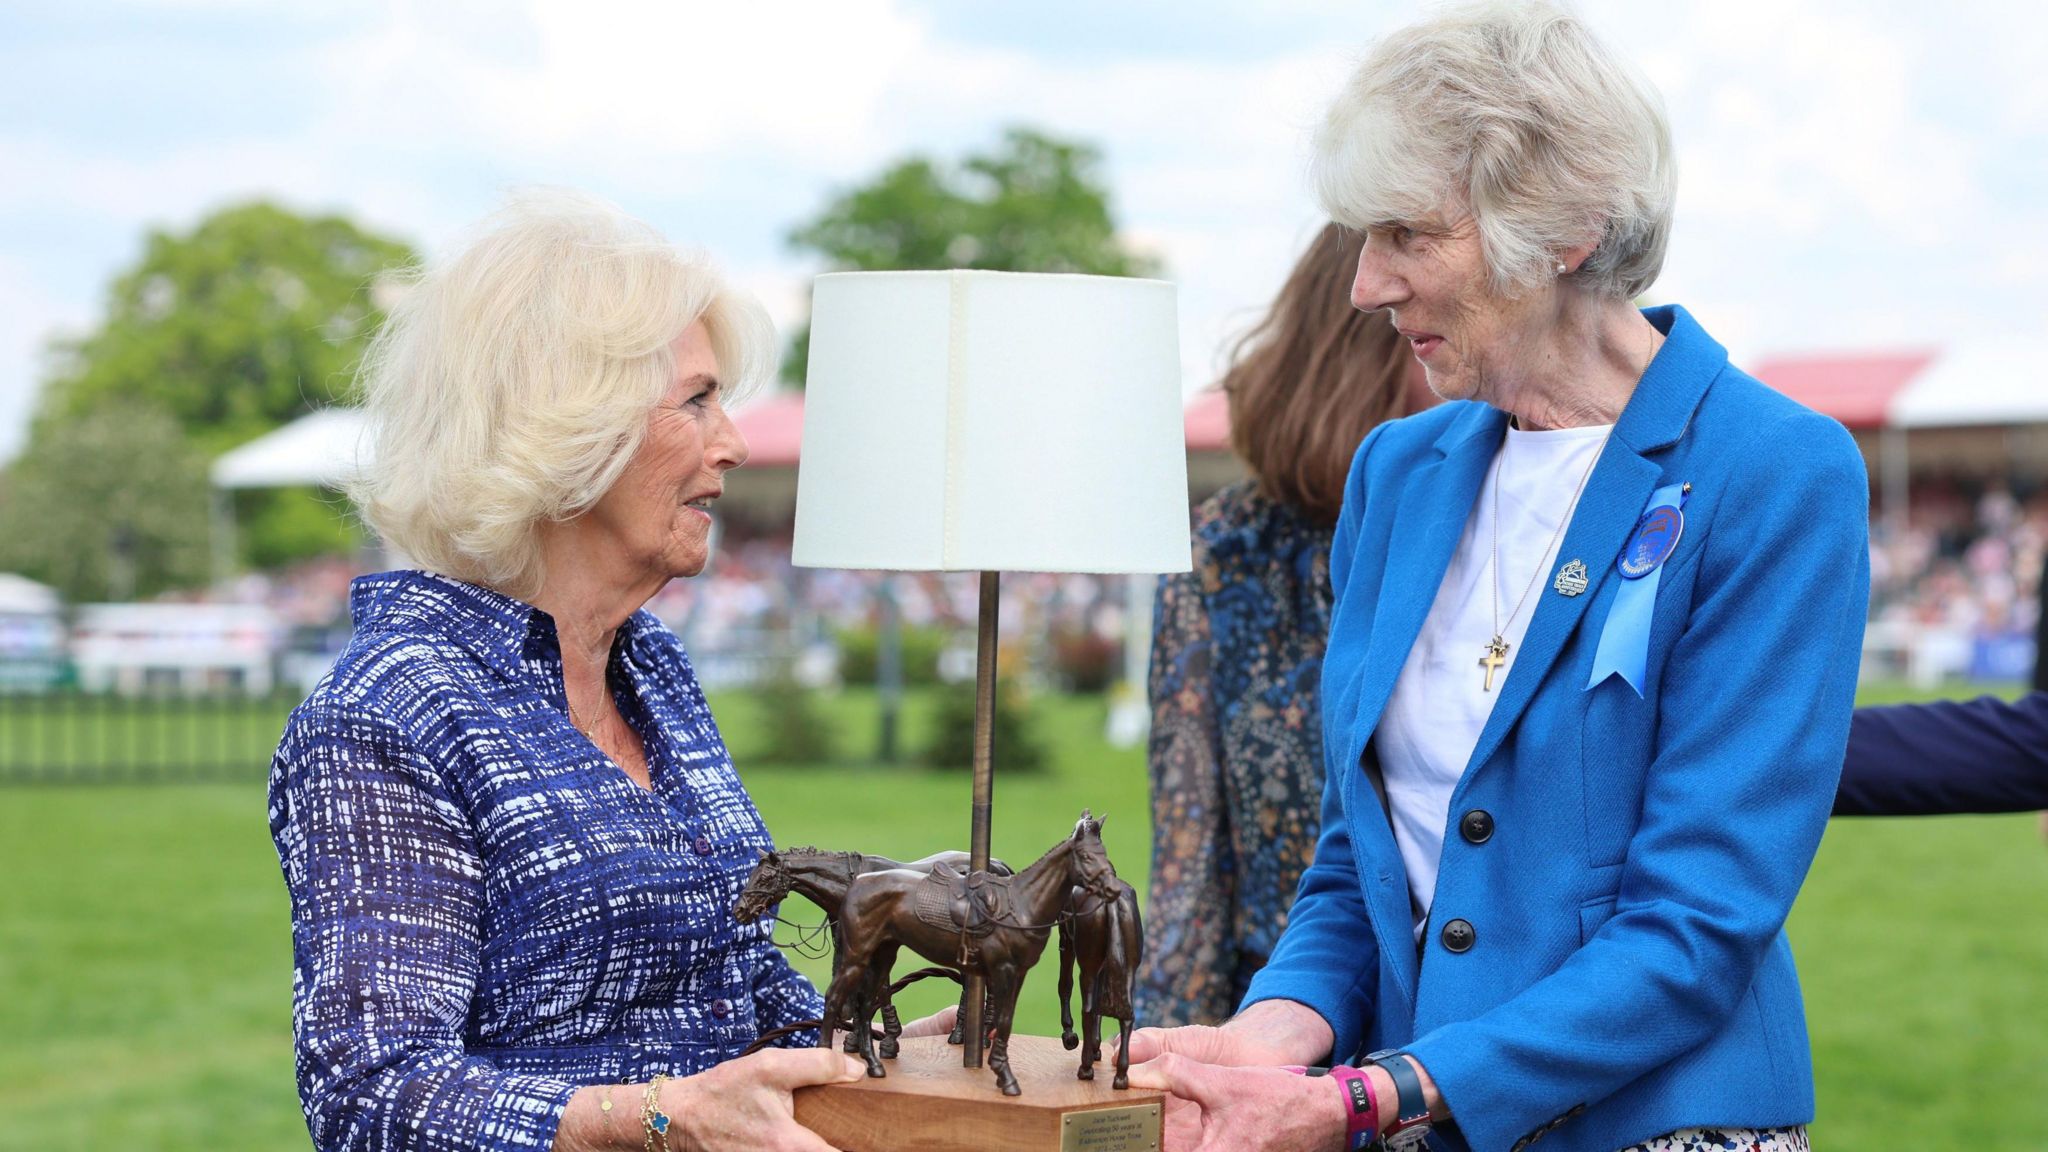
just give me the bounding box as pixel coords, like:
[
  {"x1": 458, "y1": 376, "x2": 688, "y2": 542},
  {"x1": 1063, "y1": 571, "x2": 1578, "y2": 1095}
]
[{"x1": 1060, "y1": 1103, "x2": 1161, "y2": 1152}]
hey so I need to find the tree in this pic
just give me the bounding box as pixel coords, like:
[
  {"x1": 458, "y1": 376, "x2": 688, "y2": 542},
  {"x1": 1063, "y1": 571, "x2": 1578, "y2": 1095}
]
[
  {"x1": 0, "y1": 403, "x2": 211, "y2": 602},
  {"x1": 19, "y1": 201, "x2": 415, "y2": 572},
  {"x1": 37, "y1": 201, "x2": 415, "y2": 453},
  {"x1": 782, "y1": 127, "x2": 1158, "y2": 385}
]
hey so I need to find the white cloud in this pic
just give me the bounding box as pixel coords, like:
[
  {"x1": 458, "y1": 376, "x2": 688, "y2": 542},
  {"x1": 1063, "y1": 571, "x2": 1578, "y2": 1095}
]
[
  {"x1": 860, "y1": 43, "x2": 1362, "y2": 388},
  {"x1": 0, "y1": 256, "x2": 89, "y2": 460},
  {"x1": 2, "y1": 0, "x2": 2045, "y2": 466},
  {"x1": 0, "y1": 133, "x2": 369, "y2": 224},
  {"x1": 1656, "y1": 0, "x2": 1982, "y2": 236},
  {"x1": 314, "y1": 0, "x2": 927, "y2": 166}
]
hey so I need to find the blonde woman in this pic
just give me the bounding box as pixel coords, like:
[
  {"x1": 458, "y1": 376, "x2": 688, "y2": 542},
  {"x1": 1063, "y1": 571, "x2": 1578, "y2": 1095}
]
[{"x1": 268, "y1": 192, "x2": 939, "y2": 1152}]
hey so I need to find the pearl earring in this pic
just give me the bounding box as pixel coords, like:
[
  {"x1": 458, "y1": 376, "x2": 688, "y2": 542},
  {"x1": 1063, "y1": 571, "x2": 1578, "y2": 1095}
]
[{"x1": 1555, "y1": 261, "x2": 1569, "y2": 275}]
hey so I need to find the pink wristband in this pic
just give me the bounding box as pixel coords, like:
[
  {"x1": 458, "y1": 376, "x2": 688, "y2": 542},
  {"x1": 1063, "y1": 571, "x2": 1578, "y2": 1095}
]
[{"x1": 1327, "y1": 1065, "x2": 1379, "y2": 1149}]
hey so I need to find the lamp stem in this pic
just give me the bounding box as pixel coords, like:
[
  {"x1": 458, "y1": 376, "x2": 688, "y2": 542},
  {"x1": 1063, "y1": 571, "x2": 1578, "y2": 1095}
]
[
  {"x1": 962, "y1": 569, "x2": 999, "y2": 1069},
  {"x1": 876, "y1": 573, "x2": 901, "y2": 763}
]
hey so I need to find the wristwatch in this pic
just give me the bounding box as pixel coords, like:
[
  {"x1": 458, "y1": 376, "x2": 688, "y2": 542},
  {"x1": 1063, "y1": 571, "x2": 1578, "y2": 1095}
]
[{"x1": 1364, "y1": 1050, "x2": 1432, "y2": 1150}]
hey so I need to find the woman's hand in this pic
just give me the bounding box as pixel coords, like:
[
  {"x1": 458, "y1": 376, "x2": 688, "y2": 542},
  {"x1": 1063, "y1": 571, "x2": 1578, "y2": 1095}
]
[
  {"x1": 671, "y1": 1047, "x2": 865, "y2": 1152},
  {"x1": 1127, "y1": 1054, "x2": 1347, "y2": 1152},
  {"x1": 1126, "y1": 999, "x2": 1334, "y2": 1067},
  {"x1": 897, "y1": 1003, "x2": 959, "y2": 1040}
]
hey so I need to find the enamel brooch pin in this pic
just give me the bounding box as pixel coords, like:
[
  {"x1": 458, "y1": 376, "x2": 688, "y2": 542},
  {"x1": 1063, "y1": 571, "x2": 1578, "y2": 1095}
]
[{"x1": 1554, "y1": 558, "x2": 1589, "y2": 597}]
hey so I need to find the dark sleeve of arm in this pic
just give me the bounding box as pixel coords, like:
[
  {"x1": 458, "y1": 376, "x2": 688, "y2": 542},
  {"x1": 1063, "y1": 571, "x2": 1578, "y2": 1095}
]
[
  {"x1": 1836, "y1": 692, "x2": 2048, "y2": 815},
  {"x1": 1134, "y1": 562, "x2": 1238, "y2": 1026},
  {"x1": 269, "y1": 708, "x2": 578, "y2": 1152},
  {"x1": 2033, "y1": 549, "x2": 2048, "y2": 693}
]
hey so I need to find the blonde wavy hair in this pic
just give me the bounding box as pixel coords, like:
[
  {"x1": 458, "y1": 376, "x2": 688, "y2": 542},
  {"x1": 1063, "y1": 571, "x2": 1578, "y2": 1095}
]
[{"x1": 348, "y1": 189, "x2": 775, "y2": 599}]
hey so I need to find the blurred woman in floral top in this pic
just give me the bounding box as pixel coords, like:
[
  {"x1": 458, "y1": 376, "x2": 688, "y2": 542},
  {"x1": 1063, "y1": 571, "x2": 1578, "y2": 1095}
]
[{"x1": 1136, "y1": 222, "x2": 1430, "y2": 1025}]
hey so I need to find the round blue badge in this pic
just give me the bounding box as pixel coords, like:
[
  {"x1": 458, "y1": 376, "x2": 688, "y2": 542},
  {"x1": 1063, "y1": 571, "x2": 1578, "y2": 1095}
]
[{"x1": 1618, "y1": 504, "x2": 1684, "y2": 579}]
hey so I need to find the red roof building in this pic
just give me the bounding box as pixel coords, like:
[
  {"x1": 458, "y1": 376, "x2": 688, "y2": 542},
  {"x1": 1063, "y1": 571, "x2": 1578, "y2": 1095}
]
[{"x1": 1750, "y1": 351, "x2": 1937, "y2": 431}]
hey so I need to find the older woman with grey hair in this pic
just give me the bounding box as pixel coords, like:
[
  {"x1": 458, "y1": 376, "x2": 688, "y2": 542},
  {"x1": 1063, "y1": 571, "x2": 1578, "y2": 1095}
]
[
  {"x1": 1130, "y1": 5, "x2": 1866, "y2": 1152},
  {"x1": 267, "y1": 192, "x2": 942, "y2": 1152}
]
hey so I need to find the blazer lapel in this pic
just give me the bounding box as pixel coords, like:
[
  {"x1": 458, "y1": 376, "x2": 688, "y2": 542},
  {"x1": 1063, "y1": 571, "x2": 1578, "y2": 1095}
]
[
  {"x1": 1350, "y1": 404, "x2": 1504, "y2": 743},
  {"x1": 1339, "y1": 405, "x2": 1500, "y2": 1005},
  {"x1": 1459, "y1": 303, "x2": 1727, "y2": 779},
  {"x1": 1461, "y1": 443, "x2": 1660, "y2": 779}
]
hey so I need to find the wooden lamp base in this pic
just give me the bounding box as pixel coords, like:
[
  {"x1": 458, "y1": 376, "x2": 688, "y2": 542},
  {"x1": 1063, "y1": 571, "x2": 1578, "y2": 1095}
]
[{"x1": 794, "y1": 1035, "x2": 1164, "y2": 1152}]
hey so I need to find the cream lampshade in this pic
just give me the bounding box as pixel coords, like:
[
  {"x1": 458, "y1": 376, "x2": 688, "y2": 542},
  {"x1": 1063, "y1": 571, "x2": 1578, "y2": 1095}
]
[{"x1": 792, "y1": 270, "x2": 1191, "y2": 574}]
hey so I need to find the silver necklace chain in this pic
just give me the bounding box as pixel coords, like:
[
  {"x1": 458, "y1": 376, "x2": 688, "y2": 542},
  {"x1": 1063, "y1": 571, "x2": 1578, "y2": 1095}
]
[{"x1": 1489, "y1": 426, "x2": 1608, "y2": 643}]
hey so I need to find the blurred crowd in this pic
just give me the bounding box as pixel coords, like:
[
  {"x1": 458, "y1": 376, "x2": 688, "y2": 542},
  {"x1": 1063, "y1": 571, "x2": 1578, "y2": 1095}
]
[
  {"x1": 187, "y1": 528, "x2": 1139, "y2": 693},
  {"x1": 651, "y1": 534, "x2": 1131, "y2": 640},
  {"x1": 20, "y1": 488, "x2": 2046, "y2": 696},
  {"x1": 647, "y1": 532, "x2": 1138, "y2": 689},
  {"x1": 1866, "y1": 480, "x2": 2046, "y2": 683},
  {"x1": 1871, "y1": 482, "x2": 2046, "y2": 633}
]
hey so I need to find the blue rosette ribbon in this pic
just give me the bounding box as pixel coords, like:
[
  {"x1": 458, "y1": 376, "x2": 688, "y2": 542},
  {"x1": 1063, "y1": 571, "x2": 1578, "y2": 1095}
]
[{"x1": 1586, "y1": 482, "x2": 1689, "y2": 697}]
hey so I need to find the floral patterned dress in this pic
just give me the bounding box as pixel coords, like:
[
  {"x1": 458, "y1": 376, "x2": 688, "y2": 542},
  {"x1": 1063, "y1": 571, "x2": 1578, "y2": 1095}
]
[{"x1": 1137, "y1": 480, "x2": 1335, "y2": 1026}]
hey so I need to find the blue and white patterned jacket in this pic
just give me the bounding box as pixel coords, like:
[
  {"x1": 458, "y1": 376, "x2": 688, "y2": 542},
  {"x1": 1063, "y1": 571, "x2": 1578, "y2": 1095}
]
[{"x1": 268, "y1": 570, "x2": 821, "y2": 1152}]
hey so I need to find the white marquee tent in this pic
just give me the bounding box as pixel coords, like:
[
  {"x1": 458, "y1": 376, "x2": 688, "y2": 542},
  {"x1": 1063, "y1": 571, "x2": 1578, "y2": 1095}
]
[
  {"x1": 1889, "y1": 340, "x2": 2048, "y2": 429},
  {"x1": 210, "y1": 407, "x2": 372, "y2": 491}
]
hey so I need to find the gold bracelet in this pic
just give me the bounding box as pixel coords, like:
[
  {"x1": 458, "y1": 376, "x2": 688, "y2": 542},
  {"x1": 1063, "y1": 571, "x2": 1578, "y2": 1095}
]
[
  {"x1": 599, "y1": 1084, "x2": 617, "y2": 1138},
  {"x1": 642, "y1": 1073, "x2": 674, "y2": 1152}
]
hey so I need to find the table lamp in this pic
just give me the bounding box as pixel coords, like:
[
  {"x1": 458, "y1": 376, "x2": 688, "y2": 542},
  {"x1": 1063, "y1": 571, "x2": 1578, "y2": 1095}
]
[{"x1": 792, "y1": 269, "x2": 1191, "y2": 1081}]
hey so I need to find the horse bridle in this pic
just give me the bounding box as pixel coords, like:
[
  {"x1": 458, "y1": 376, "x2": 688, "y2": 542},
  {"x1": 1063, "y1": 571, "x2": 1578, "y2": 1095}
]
[
  {"x1": 745, "y1": 854, "x2": 798, "y2": 913},
  {"x1": 962, "y1": 837, "x2": 1120, "y2": 934}
]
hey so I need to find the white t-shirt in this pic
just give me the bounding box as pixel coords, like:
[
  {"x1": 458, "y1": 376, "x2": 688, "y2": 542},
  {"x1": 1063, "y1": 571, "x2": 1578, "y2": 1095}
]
[{"x1": 1375, "y1": 421, "x2": 1612, "y2": 938}]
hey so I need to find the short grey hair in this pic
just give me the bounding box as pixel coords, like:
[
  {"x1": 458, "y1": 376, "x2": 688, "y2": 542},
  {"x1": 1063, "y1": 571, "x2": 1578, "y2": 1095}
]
[
  {"x1": 348, "y1": 189, "x2": 776, "y2": 599},
  {"x1": 1313, "y1": 0, "x2": 1676, "y2": 299}
]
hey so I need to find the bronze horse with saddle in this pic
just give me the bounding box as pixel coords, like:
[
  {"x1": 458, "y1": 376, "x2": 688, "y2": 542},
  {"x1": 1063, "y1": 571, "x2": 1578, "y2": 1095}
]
[
  {"x1": 732, "y1": 846, "x2": 1013, "y2": 1056},
  {"x1": 823, "y1": 811, "x2": 1124, "y2": 1096},
  {"x1": 734, "y1": 811, "x2": 1142, "y2": 1096}
]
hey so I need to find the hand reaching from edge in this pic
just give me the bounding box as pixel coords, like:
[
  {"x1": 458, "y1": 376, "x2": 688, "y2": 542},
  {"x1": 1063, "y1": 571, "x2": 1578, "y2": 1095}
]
[
  {"x1": 1126, "y1": 999, "x2": 1335, "y2": 1068},
  {"x1": 897, "y1": 1003, "x2": 958, "y2": 1040},
  {"x1": 1127, "y1": 1053, "x2": 1347, "y2": 1152}
]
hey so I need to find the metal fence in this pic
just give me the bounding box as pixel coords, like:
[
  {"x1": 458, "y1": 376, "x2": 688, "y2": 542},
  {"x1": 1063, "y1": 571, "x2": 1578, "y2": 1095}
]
[{"x1": 0, "y1": 690, "x2": 297, "y2": 785}]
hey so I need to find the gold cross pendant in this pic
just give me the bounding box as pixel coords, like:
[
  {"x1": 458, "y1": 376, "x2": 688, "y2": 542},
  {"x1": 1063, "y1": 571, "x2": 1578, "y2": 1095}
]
[{"x1": 1480, "y1": 635, "x2": 1510, "y2": 692}]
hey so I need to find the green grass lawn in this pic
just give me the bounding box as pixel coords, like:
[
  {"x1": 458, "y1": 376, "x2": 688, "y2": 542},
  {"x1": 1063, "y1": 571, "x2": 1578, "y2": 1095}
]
[{"x1": 1, "y1": 683, "x2": 2043, "y2": 1149}]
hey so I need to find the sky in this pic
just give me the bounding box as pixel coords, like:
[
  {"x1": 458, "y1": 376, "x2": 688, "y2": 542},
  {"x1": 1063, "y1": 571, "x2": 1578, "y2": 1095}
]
[{"x1": 1, "y1": 0, "x2": 2043, "y2": 463}]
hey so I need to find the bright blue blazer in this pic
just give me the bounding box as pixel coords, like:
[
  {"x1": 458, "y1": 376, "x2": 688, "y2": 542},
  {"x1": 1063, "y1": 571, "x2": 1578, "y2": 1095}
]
[{"x1": 1242, "y1": 306, "x2": 1870, "y2": 1152}]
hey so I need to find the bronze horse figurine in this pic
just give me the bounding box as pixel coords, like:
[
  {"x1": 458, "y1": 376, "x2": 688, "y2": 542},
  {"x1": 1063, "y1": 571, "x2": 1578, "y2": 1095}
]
[
  {"x1": 1057, "y1": 874, "x2": 1142, "y2": 1089},
  {"x1": 732, "y1": 847, "x2": 1011, "y2": 1055},
  {"x1": 821, "y1": 812, "x2": 1121, "y2": 1095}
]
